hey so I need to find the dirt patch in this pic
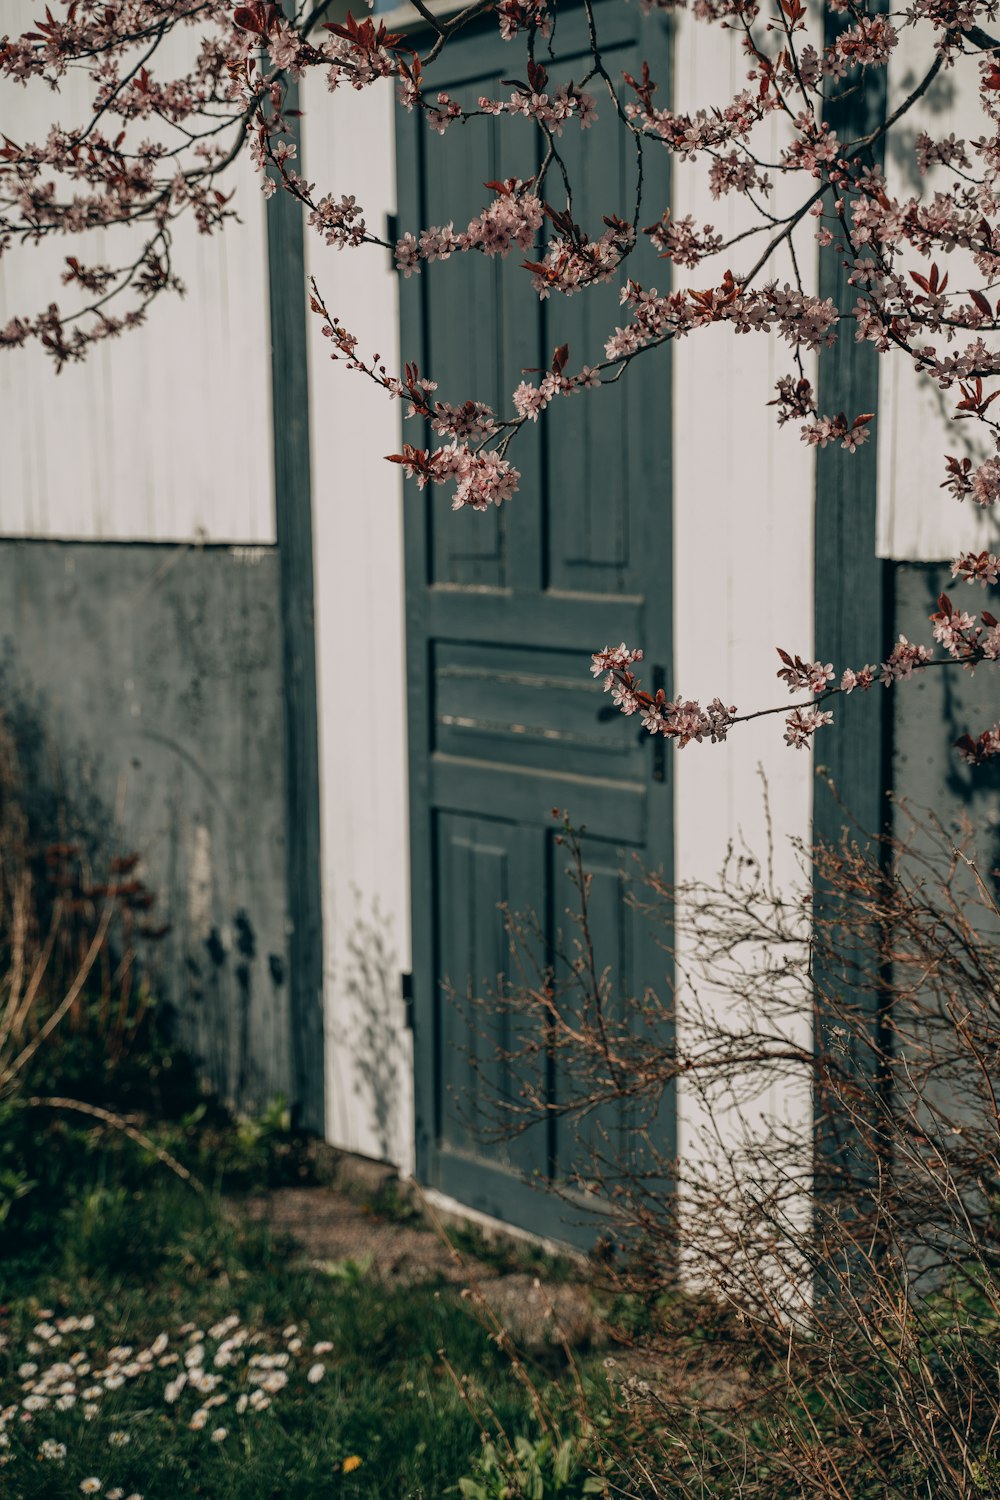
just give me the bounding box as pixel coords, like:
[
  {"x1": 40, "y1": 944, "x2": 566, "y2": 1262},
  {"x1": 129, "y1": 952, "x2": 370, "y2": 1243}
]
[{"x1": 243, "y1": 1184, "x2": 602, "y2": 1352}]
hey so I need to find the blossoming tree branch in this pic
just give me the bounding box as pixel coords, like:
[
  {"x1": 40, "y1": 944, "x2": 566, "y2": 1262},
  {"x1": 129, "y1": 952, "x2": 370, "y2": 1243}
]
[{"x1": 2, "y1": 0, "x2": 999, "y2": 757}]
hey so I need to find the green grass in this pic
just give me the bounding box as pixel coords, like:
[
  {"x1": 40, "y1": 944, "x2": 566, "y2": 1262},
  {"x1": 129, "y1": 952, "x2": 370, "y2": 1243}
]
[{"x1": 0, "y1": 1134, "x2": 607, "y2": 1500}]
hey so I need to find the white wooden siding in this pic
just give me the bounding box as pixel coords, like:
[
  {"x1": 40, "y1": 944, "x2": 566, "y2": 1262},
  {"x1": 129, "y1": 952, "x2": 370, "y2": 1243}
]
[
  {"x1": 0, "y1": 3, "x2": 274, "y2": 543},
  {"x1": 301, "y1": 75, "x2": 415, "y2": 1170},
  {"x1": 877, "y1": 29, "x2": 995, "y2": 561},
  {"x1": 671, "y1": 12, "x2": 814, "y2": 1200}
]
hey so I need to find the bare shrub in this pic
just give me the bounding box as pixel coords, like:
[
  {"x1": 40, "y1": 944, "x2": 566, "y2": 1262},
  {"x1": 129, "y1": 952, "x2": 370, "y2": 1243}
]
[{"x1": 466, "y1": 803, "x2": 1000, "y2": 1498}]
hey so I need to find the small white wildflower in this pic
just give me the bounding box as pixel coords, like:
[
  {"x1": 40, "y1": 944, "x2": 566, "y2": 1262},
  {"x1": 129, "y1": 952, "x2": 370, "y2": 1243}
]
[
  {"x1": 236, "y1": 1394, "x2": 249, "y2": 1414},
  {"x1": 108, "y1": 1431, "x2": 130, "y2": 1448},
  {"x1": 282, "y1": 1325, "x2": 298, "y2": 1338},
  {"x1": 107, "y1": 1490, "x2": 125, "y2": 1500},
  {"x1": 151, "y1": 1333, "x2": 169, "y2": 1357},
  {"x1": 18, "y1": 1363, "x2": 37, "y2": 1378},
  {"x1": 80, "y1": 1480, "x2": 102, "y2": 1495},
  {"x1": 55, "y1": 1394, "x2": 77, "y2": 1411},
  {"x1": 84, "y1": 1403, "x2": 99, "y2": 1420},
  {"x1": 211, "y1": 1427, "x2": 228, "y2": 1442},
  {"x1": 80, "y1": 1316, "x2": 95, "y2": 1331},
  {"x1": 83, "y1": 1387, "x2": 103, "y2": 1400},
  {"x1": 287, "y1": 1337, "x2": 303, "y2": 1354},
  {"x1": 103, "y1": 1375, "x2": 125, "y2": 1391},
  {"x1": 312, "y1": 1341, "x2": 333, "y2": 1355},
  {"x1": 22, "y1": 1394, "x2": 48, "y2": 1412},
  {"x1": 307, "y1": 1363, "x2": 325, "y2": 1384},
  {"x1": 39, "y1": 1439, "x2": 67, "y2": 1461},
  {"x1": 185, "y1": 1344, "x2": 205, "y2": 1368},
  {"x1": 208, "y1": 1316, "x2": 239, "y2": 1339},
  {"x1": 189, "y1": 1408, "x2": 209, "y2": 1431}
]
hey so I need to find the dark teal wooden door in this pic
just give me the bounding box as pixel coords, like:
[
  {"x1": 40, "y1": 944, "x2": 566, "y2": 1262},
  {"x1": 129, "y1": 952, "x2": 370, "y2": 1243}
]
[{"x1": 397, "y1": 1, "x2": 673, "y2": 1245}]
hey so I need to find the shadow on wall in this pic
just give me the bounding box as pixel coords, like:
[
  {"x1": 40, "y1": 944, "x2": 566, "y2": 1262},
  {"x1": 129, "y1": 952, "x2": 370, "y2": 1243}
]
[
  {"x1": 0, "y1": 541, "x2": 294, "y2": 1113},
  {"x1": 894, "y1": 563, "x2": 1000, "y2": 898},
  {"x1": 329, "y1": 889, "x2": 410, "y2": 1167}
]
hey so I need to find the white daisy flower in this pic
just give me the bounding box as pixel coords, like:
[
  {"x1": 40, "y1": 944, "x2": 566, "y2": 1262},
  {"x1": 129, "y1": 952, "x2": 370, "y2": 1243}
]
[
  {"x1": 307, "y1": 1364, "x2": 325, "y2": 1384},
  {"x1": 80, "y1": 1479, "x2": 102, "y2": 1494},
  {"x1": 211, "y1": 1427, "x2": 228, "y2": 1442}
]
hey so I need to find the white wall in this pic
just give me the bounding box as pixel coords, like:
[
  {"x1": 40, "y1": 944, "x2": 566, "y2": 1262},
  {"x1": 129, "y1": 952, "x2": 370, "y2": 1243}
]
[
  {"x1": 670, "y1": 12, "x2": 815, "y2": 1221},
  {"x1": 877, "y1": 30, "x2": 996, "y2": 562},
  {"x1": 301, "y1": 75, "x2": 415, "y2": 1171},
  {"x1": 0, "y1": 3, "x2": 273, "y2": 543}
]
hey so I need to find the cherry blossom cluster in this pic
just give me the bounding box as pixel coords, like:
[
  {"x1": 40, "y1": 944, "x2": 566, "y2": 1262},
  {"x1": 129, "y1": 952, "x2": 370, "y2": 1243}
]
[
  {"x1": 389, "y1": 441, "x2": 521, "y2": 510},
  {"x1": 591, "y1": 645, "x2": 737, "y2": 747},
  {"x1": 600, "y1": 276, "x2": 839, "y2": 365},
  {"x1": 801, "y1": 411, "x2": 874, "y2": 452},
  {"x1": 395, "y1": 180, "x2": 544, "y2": 276},
  {"x1": 930, "y1": 592, "x2": 1000, "y2": 662},
  {"x1": 644, "y1": 211, "x2": 724, "y2": 269},
  {"x1": 942, "y1": 453, "x2": 1000, "y2": 507},
  {"x1": 953, "y1": 551, "x2": 1000, "y2": 587},
  {"x1": 593, "y1": 610, "x2": 999, "y2": 757},
  {"x1": 524, "y1": 211, "x2": 636, "y2": 296},
  {"x1": 417, "y1": 61, "x2": 597, "y2": 138},
  {"x1": 955, "y1": 724, "x2": 1000, "y2": 765}
]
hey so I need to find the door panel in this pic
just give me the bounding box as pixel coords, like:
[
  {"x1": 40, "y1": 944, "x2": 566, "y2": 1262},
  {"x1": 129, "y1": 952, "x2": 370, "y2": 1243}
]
[{"x1": 398, "y1": 0, "x2": 673, "y2": 1244}]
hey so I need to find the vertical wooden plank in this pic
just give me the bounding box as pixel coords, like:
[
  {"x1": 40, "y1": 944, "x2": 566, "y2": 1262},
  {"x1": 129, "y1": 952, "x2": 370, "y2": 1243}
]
[
  {"x1": 813, "y1": 0, "x2": 891, "y2": 847},
  {"x1": 813, "y1": 4, "x2": 892, "y2": 832},
  {"x1": 301, "y1": 72, "x2": 413, "y2": 1168},
  {"x1": 671, "y1": 10, "x2": 815, "y2": 1211},
  {"x1": 266, "y1": 77, "x2": 325, "y2": 1135},
  {"x1": 812, "y1": 1, "x2": 892, "y2": 1205}
]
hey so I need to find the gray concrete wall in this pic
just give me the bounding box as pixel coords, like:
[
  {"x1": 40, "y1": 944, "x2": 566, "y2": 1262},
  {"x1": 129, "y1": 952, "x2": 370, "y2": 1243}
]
[{"x1": 0, "y1": 540, "x2": 292, "y2": 1112}]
